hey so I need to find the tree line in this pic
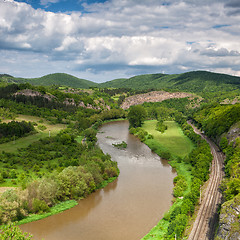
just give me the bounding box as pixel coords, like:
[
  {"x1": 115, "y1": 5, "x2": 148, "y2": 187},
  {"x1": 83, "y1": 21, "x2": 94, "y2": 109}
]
[{"x1": 0, "y1": 121, "x2": 35, "y2": 144}]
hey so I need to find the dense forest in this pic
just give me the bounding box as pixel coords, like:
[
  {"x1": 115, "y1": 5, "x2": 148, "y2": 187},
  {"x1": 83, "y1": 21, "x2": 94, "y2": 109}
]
[
  {"x1": 0, "y1": 72, "x2": 240, "y2": 239},
  {"x1": 2, "y1": 70, "x2": 240, "y2": 93}
]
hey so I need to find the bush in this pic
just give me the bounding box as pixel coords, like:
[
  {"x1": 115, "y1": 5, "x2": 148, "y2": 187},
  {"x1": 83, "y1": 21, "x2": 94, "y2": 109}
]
[
  {"x1": 56, "y1": 166, "x2": 96, "y2": 200},
  {"x1": 173, "y1": 175, "x2": 187, "y2": 197},
  {"x1": 37, "y1": 124, "x2": 47, "y2": 131},
  {"x1": 156, "y1": 121, "x2": 168, "y2": 133},
  {"x1": 0, "y1": 223, "x2": 33, "y2": 240},
  {"x1": 32, "y1": 198, "x2": 50, "y2": 214}
]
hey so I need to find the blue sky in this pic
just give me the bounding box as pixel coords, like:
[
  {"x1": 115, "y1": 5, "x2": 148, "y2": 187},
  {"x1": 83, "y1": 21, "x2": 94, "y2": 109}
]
[
  {"x1": 14, "y1": 0, "x2": 108, "y2": 13},
  {"x1": 1, "y1": 0, "x2": 240, "y2": 82}
]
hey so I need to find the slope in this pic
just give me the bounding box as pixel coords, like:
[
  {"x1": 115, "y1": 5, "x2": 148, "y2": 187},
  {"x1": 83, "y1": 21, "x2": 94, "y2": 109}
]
[
  {"x1": 0, "y1": 73, "x2": 97, "y2": 89},
  {"x1": 99, "y1": 71, "x2": 240, "y2": 92},
  {"x1": 25, "y1": 73, "x2": 98, "y2": 89}
]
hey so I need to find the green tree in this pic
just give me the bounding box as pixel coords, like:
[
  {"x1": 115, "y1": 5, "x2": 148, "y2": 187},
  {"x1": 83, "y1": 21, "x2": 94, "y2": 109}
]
[
  {"x1": 0, "y1": 223, "x2": 33, "y2": 240},
  {"x1": 127, "y1": 105, "x2": 147, "y2": 128}
]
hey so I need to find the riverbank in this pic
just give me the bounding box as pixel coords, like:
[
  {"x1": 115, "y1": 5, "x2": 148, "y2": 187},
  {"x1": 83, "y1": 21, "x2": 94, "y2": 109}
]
[
  {"x1": 0, "y1": 129, "x2": 119, "y2": 229},
  {"x1": 140, "y1": 120, "x2": 195, "y2": 239},
  {"x1": 20, "y1": 120, "x2": 175, "y2": 240},
  {"x1": 16, "y1": 176, "x2": 118, "y2": 226}
]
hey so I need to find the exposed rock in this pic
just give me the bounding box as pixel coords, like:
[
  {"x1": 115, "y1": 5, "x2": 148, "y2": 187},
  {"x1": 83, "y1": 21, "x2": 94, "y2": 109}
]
[
  {"x1": 223, "y1": 122, "x2": 240, "y2": 146},
  {"x1": 63, "y1": 98, "x2": 76, "y2": 106},
  {"x1": 120, "y1": 91, "x2": 195, "y2": 109},
  {"x1": 78, "y1": 99, "x2": 110, "y2": 110},
  {"x1": 216, "y1": 194, "x2": 240, "y2": 240},
  {"x1": 13, "y1": 89, "x2": 56, "y2": 101},
  {"x1": 221, "y1": 97, "x2": 240, "y2": 105}
]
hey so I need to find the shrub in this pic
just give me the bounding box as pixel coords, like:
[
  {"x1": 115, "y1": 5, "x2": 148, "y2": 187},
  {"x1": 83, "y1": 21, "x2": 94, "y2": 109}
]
[
  {"x1": 0, "y1": 223, "x2": 33, "y2": 240},
  {"x1": 32, "y1": 198, "x2": 50, "y2": 214},
  {"x1": 37, "y1": 124, "x2": 47, "y2": 131}
]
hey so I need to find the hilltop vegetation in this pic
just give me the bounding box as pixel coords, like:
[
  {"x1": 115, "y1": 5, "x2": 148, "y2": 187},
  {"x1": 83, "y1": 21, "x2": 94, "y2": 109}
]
[
  {"x1": 1, "y1": 70, "x2": 240, "y2": 94},
  {"x1": 28, "y1": 73, "x2": 98, "y2": 89},
  {"x1": 0, "y1": 73, "x2": 97, "y2": 89},
  {"x1": 100, "y1": 71, "x2": 240, "y2": 93}
]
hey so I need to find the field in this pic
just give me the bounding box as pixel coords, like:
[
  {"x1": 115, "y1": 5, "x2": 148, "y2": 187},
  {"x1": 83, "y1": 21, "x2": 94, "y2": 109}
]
[
  {"x1": 141, "y1": 120, "x2": 194, "y2": 239},
  {"x1": 143, "y1": 120, "x2": 194, "y2": 158},
  {"x1": 0, "y1": 114, "x2": 67, "y2": 153}
]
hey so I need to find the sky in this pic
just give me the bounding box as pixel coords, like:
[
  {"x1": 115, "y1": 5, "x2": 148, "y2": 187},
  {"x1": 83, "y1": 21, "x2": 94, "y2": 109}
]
[{"x1": 0, "y1": 0, "x2": 240, "y2": 83}]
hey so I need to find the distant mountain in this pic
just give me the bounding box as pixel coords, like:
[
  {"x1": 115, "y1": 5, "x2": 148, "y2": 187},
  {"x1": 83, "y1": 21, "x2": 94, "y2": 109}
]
[
  {"x1": 0, "y1": 73, "x2": 97, "y2": 89},
  {"x1": 1, "y1": 71, "x2": 240, "y2": 92},
  {"x1": 100, "y1": 71, "x2": 240, "y2": 92},
  {"x1": 25, "y1": 73, "x2": 98, "y2": 89}
]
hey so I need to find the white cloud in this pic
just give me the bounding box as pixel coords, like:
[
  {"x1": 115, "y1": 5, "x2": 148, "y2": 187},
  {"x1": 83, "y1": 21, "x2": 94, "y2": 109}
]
[
  {"x1": 40, "y1": 0, "x2": 59, "y2": 6},
  {"x1": 0, "y1": 0, "x2": 240, "y2": 81}
]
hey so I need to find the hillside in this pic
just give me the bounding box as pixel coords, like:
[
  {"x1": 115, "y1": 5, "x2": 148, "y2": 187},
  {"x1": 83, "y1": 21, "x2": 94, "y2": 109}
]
[
  {"x1": 0, "y1": 73, "x2": 97, "y2": 89},
  {"x1": 27, "y1": 73, "x2": 98, "y2": 89},
  {"x1": 120, "y1": 91, "x2": 195, "y2": 109},
  {"x1": 1, "y1": 71, "x2": 240, "y2": 93},
  {"x1": 100, "y1": 71, "x2": 240, "y2": 92}
]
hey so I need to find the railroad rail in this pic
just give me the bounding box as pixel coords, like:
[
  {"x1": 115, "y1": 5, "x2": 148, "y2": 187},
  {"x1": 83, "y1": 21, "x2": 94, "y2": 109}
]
[{"x1": 187, "y1": 122, "x2": 224, "y2": 240}]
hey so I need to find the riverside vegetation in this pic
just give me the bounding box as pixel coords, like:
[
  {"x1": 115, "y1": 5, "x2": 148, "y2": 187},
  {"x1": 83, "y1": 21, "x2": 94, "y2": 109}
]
[
  {"x1": 127, "y1": 104, "x2": 213, "y2": 239},
  {"x1": 1, "y1": 70, "x2": 240, "y2": 239}
]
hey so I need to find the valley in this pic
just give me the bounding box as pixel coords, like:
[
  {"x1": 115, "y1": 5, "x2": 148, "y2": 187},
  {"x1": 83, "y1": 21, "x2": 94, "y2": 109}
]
[{"x1": 0, "y1": 70, "x2": 240, "y2": 239}]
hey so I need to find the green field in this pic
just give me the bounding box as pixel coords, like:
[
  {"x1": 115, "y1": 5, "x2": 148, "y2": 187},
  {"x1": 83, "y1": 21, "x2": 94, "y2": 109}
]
[
  {"x1": 141, "y1": 120, "x2": 194, "y2": 239},
  {"x1": 143, "y1": 120, "x2": 194, "y2": 158},
  {"x1": 0, "y1": 115, "x2": 67, "y2": 153}
]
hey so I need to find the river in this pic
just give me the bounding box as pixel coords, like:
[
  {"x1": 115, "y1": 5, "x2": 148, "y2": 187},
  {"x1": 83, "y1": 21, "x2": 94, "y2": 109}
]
[{"x1": 21, "y1": 120, "x2": 176, "y2": 240}]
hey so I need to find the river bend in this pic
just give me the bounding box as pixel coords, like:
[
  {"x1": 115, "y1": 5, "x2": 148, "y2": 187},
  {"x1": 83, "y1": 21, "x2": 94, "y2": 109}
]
[{"x1": 21, "y1": 120, "x2": 176, "y2": 240}]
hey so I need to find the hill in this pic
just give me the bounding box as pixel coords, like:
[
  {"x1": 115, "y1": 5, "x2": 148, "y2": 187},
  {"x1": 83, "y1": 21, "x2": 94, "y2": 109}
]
[
  {"x1": 27, "y1": 73, "x2": 98, "y2": 89},
  {"x1": 1, "y1": 71, "x2": 240, "y2": 92},
  {"x1": 99, "y1": 71, "x2": 240, "y2": 92},
  {"x1": 0, "y1": 73, "x2": 97, "y2": 89}
]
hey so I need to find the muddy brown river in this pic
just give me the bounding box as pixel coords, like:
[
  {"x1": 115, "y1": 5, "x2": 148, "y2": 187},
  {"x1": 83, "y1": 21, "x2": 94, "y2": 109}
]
[{"x1": 21, "y1": 120, "x2": 176, "y2": 240}]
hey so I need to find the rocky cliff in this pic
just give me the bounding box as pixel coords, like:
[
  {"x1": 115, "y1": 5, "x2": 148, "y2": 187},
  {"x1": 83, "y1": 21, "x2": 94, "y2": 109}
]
[
  {"x1": 120, "y1": 91, "x2": 194, "y2": 109},
  {"x1": 216, "y1": 194, "x2": 240, "y2": 240}
]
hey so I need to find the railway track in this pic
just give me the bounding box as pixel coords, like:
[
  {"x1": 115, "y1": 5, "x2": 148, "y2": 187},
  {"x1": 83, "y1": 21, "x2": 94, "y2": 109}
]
[{"x1": 187, "y1": 122, "x2": 224, "y2": 240}]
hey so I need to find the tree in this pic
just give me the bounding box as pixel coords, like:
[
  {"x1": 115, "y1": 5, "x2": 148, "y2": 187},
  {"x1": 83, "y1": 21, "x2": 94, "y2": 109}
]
[
  {"x1": 127, "y1": 105, "x2": 147, "y2": 128},
  {"x1": 0, "y1": 223, "x2": 33, "y2": 240}
]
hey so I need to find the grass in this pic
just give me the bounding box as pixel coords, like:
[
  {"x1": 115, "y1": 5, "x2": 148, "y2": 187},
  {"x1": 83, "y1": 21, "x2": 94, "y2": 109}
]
[
  {"x1": 143, "y1": 120, "x2": 194, "y2": 158},
  {"x1": 0, "y1": 114, "x2": 67, "y2": 153},
  {"x1": 17, "y1": 200, "x2": 78, "y2": 225},
  {"x1": 141, "y1": 120, "x2": 194, "y2": 239}
]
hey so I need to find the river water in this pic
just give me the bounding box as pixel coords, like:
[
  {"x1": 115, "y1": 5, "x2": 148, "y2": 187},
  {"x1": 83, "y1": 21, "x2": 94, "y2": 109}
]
[{"x1": 21, "y1": 120, "x2": 176, "y2": 240}]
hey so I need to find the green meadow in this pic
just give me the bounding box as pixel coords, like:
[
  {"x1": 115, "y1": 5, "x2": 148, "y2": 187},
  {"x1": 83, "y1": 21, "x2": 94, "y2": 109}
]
[
  {"x1": 141, "y1": 120, "x2": 194, "y2": 239},
  {"x1": 0, "y1": 115, "x2": 67, "y2": 153},
  {"x1": 143, "y1": 120, "x2": 194, "y2": 158}
]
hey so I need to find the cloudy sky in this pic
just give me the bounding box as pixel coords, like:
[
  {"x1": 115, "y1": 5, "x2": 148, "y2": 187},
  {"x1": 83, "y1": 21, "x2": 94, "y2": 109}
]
[{"x1": 0, "y1": 0, "x2": 240, "y2": 82}]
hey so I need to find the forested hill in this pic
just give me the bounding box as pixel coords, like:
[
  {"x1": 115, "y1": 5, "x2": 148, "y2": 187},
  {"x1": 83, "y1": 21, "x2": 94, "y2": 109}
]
[
  {"x1": 1, "y1": 71, "x2": 240, "y2": 92},
  {"x1": 29, "y1": 73, "x2": 98, "y2": 89},
  {"x1": 0, "y1": 73, "x2": 97, "y2": 89},
  {"x1": 99, "y1": 71, "x2": 240, "y2": 92}
]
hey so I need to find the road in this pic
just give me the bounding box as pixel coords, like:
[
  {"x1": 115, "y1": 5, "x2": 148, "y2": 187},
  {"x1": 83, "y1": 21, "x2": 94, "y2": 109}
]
[{"x1": 187, "y1": 122, "x2": 224, "y2": 240}]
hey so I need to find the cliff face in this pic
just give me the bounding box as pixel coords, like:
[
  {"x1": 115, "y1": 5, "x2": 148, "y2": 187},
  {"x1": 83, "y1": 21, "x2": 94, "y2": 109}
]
[
  {"x1": 120, "y1": 91, "x2": 195, "y2": 109},
  {"x1": 216, "y1": 194, "x2": 240, "y2": 240}
]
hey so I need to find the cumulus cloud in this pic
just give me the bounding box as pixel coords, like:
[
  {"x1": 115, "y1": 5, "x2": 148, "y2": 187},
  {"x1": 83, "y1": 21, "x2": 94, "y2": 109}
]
[
  {"x1": 0, "y1": 0, "x2": 240, "y2": 81},
  {"x1": 201, "y1": 48, "x2": 240, "y2": 57}
]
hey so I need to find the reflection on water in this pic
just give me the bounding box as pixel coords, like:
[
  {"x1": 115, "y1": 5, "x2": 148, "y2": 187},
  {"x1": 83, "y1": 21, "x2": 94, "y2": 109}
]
[{"x1": 21, "y1": 120, "x2": 176, "y2": 240}]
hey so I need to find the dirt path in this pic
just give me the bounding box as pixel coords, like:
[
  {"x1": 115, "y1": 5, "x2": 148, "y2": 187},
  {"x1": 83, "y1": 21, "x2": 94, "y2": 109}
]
[{"x1": 187, "y1": 122, "x2": 224, "y2": 240}]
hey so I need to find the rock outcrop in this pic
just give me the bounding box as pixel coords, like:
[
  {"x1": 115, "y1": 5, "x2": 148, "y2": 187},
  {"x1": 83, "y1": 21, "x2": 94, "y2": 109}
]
[
  {"x1": 216, "y1": 194, "x2": 240, "y2": 240},
  {"x1": 13, "y1": 89, "x2": 55, "y2": 101},
  {"x1": 120, "y1": 91, "x2": 194, "y2": 109}
]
